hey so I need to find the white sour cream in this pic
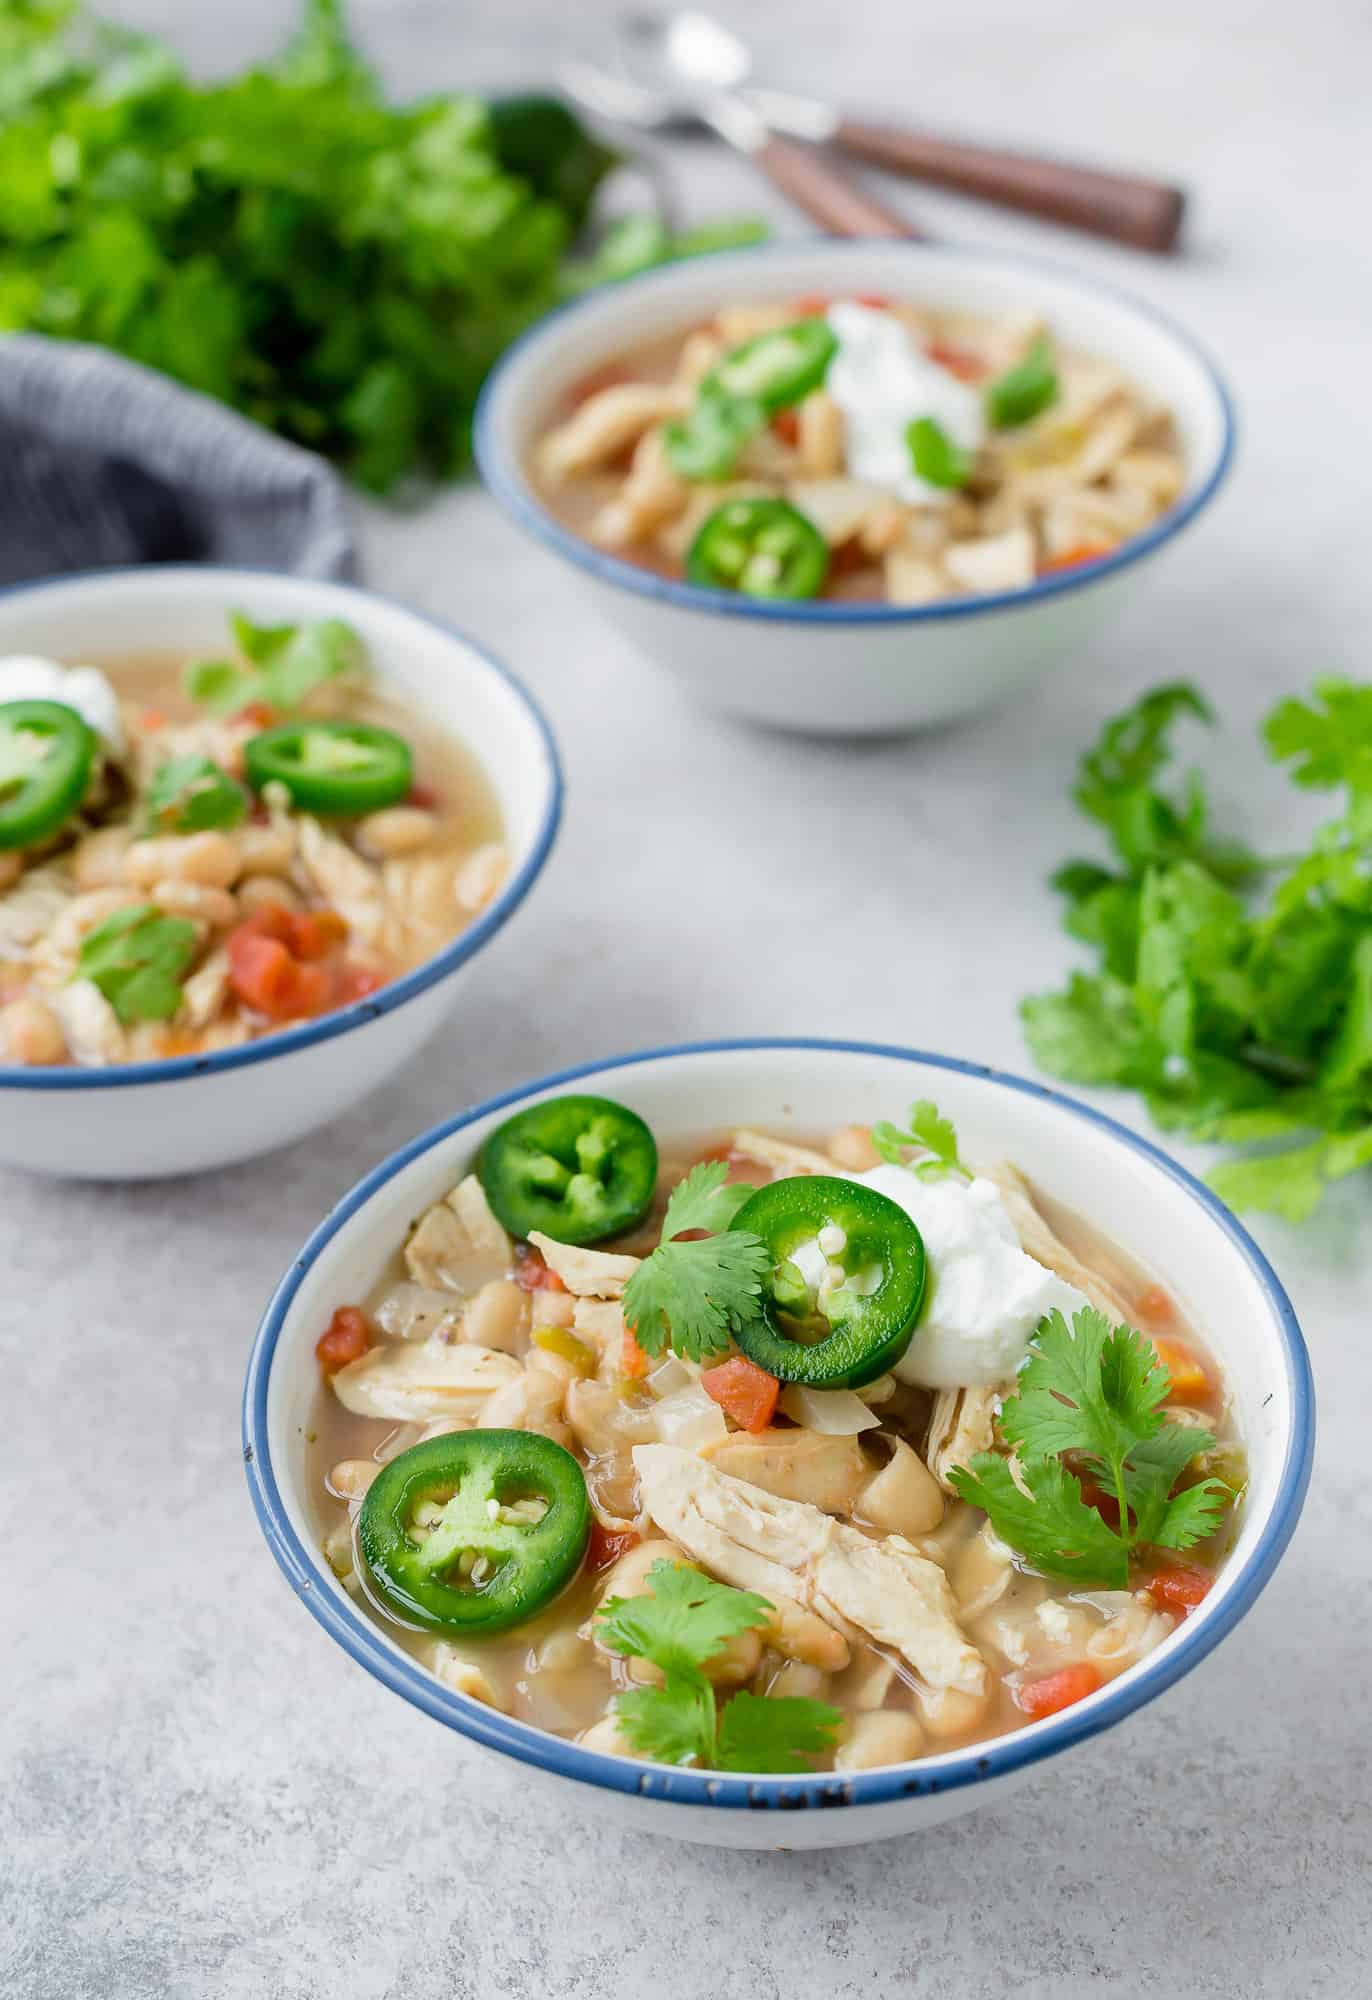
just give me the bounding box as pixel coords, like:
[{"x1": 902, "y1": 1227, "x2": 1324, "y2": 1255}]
[
  {"x1": 825, "y1": 301, "x2": 984, "y2": 506},
  {"x1": 0, "y1": 655, "x2": 124, "y2": 753},
  {"x1": 848, "y1": 1163, "x2": 1089, "y2": 1389}
]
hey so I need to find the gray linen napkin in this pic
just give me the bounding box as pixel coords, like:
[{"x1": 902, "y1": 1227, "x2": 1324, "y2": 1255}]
[{"x1": 0, "y1": 334, "x2": 356, "y2": 585}]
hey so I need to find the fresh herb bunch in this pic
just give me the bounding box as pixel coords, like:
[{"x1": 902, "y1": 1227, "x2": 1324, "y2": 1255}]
[
  {"x1": 596, "y1": 1559, "x2": 841, "y2": 1773},
  {"x1": 622, "y1": 1160, "x2": 768, "y2": 1362},
  {"x1": 0, "y1": 1, "x2": 613, "y2": 488},
  {"x1": 950, "y1": 1308, "x2": 1227, "y2": 1588},
  {"x1": 1022, "y1": 680, "x2": 1372, "y2": 1219}
]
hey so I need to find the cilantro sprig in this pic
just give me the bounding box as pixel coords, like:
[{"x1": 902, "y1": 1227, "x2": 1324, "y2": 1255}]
[
  {"x1": 597, "y1": 1560, "x2": 841, "y2": 1774},
  {"x1": 1022, "y1": 678, "x2": 1372, "y2": 1219},
  {"x1": 871, "y1": 1099, "x2": 969, "y2": 1180},
  {"x1": 185, "y1": 613, "x2": 364, "y2": 719},
  {"x1": 906, "y1": 415, "x2": 973, "y2": 490},
  {"x1": 949, "y1": 1308, "x2": 1227, "y2": 1589},
  {"x1": 144, "y1": 754, "x2": 247, "y2": 834},
  {"x1": 76, "y1": 904, "x2": 198, "y2": 1024},
  {"x1": 622, "y1": 1161, "x2": 768, "y2": 1362}
]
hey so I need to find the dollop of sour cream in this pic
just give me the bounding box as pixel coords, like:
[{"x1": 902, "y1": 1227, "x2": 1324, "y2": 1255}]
[
  {"x1": 0, "y1": 655, "x2": 124, "y2": 753},
  {"x1": 824, "y1": 301, "x2": 984, "y2": 506},
  {"x1": 848, "y1": 1163, "x2": 1089, "y2": 1389}
]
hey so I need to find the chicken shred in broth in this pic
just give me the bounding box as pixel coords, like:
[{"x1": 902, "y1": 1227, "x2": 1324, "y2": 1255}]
[{"x1": 309, "y1": 1119, "x2": 1242, "y2": 1774}]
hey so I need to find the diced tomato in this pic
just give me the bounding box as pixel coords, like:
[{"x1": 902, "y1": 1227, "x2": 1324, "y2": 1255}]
[
  {"x1": 513, "y1": 1244, "x2": 568, "y2": 1294},
  {"x1": 290, "y1": 909, "x2": 348, "y2": 961},
  {"x1": 140, "y1": 708, "x2": 166, "y2": 732},
  {"x1": 407, "y1": 782, "x2": 439, "y2": 810},
  {"x1": 1041, "y1": 543, "x2": 1113, "y2": 574},
  {"x1": 854, "y1": 293, "x2": 889, "y2": 310},
  {"x1": 670, "y1": 1227, "x2": 711, "y2": 1244},
  {"x1": 1015, "y1": 1662, "x2": 1103, "y2": 1720},
  {"x1": 698, "y1": 1142, "x2": 770, "y2": 1183},
  {"x1": 620, "y1": 1323, "x2": 650, "y2": 1380},
  {"x1": 236, "y1": 700, "x2": 278, "y2": 729},
  {"x1": 925, "y1": 340, "x2": 986, "y2": 382},
  {"x1": 586, "y1": 1521, "x2": 640, "y2": 1573},
  {"x1": 771, "y1": 408, "x2": 801, "y2": 447},
  {"x1": 316, "y1": 1305, "x2": 371, "y2": 1374},
  {"x1": 237, "y1": 903, "x2": 296, "y2": 946},
  {"x1": 1151, "y1": 1334, "x2": 1213, "y2": 1405},
  {"x1": 1141, "y1": 1564, "x2": 1213, "y2": 1617},
  {"x1": 791, "y1": 294, "x2": 830, "y2": 316},
  {"x1": 227, "y1": 923, "x2": 329, "y2": 1022},
  {"x1": 701, "y1": 1355, "x2": 779, "y2": 1433},
  {"x1": 336, "y1": 963, "x2": 385, "y2": 1004}
]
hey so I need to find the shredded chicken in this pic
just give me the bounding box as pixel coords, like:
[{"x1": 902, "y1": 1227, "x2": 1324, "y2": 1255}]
[
  {"x1": 527, "y1": 1233, "x2": 639, "y2": 1299},
  {"x1": 537, "y1": 384, "x2": 685, "y2": 482},
  {"x1": 704, "y1": 1427, "x2": 870, "y2": 1517},
  {"x1": 926, "y1": 1386, "x2": 1004, "y2": 1493},
  {"x1": 404, "y1": 1176, "x2": 512, "y2": 1294},
  {"x1": 635, "y1": 1445, "x2": 987, "y2": 1694},
  {"x1": 330, "y1": 1339, "x2": 520, "y2": 1422},
  {"x1": 985, "y1": 1161, "x2": 1133, "y2": 1323},
  {"x1": 730, "y1": 1129, "x2": 836, "y2": 1176}
]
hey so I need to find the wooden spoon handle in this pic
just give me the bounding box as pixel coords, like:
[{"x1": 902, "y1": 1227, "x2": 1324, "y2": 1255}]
[
  {"x1": 833, "y1": 119, "x2": 1185, "y2": 251},
  {"x1": 752, "y1": 133, "x2": 926, "y2": 240}
]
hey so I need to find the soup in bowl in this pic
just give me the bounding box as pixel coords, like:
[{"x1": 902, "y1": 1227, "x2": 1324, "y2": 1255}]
[
  {"x1": 0, "y1": 569, "x2": 560, "y2": 1178},
  {"x1": 244, "y1": 1041, "x2": 1311, "y2": 1850},
  {"x1": 477, "y1": 243, "x2": 1233, "y2": 735}
]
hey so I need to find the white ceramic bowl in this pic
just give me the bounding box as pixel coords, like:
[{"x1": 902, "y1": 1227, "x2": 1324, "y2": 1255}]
[
  {"x1": 476, "y1": 242, "x2": 1235, "y2": 737},
  {"x1": 0, "y1": 567, "x2": 561, "y2": 1179},
  {"x1": 244, "y1": 1039, "x2": 1311, "y2": 1850}
]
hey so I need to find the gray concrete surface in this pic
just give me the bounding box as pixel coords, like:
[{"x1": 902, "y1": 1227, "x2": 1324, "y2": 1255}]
[{"x1": 3, "y1": 2, "x2": 1369, "y2": 1994}]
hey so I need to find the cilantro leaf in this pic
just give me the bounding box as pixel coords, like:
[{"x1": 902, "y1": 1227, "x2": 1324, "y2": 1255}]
[
  {"x1": 715, "y1": 1693, "x2": 842, "y2": 1775},
  {"x1": 950, "y1": 1307, "x2": 1227, "y2": 1589},
  {"x1": 75, "y1": 903, "x2": 198, "y2": 1024},
  {"x1": 623, "y1": 1226, "x2": 768, "y2": 1361},
  {"x1": 144, "y1": 754, "x2": 247, "y2": 834},
  {"x1": 613, "y1": 1677, "x2": 716, "y2": 1768},
  {"x1": 596, "y1": 1560, "x2": 772, "y2": 1676},
  {"x1": 872, "y1": 1098, "x2": 968, "y2": 1179},
  {"x1": 185, "y1": 613, "x2": 364, "y2": 717},
  {"x1": 907, "y1": 415, "x2": 973, "y2": 489},
  {"x1": 596, "y1": 1561, "x2": 842, "y2": 1774},
  {"x1": 950, "y1": 1451, "x2": 1129, "y2": 1588},
  {"x1": 1264, "y1": 678, "x2": 1372, "y2": 796},
  {"x1": 985, "y1": 333, "x2": 1058, "y2": 429},
  {"x1": 658, "y1": 1159, "x2": 758, "y2": 1243}
]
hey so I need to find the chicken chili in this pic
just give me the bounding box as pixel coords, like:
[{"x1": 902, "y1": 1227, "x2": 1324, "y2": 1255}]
[
  {"x1": 531, "y1": 297, "x2": 1186, "y2": 605},
  {"x1": 0, "y1": 615, "x2": 506, "y2": 1066},
  {"x1": 310, "y1": 1100, "x2": 1243, "y2": 1776}
]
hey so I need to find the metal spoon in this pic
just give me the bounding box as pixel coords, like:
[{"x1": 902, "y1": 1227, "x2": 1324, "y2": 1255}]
[
  {"x1": 566, "y1": 10, "x2": 1185, "y2": 252},
  {"x1": 591, "y1": 9, "x2": 923, "y2": 239}
]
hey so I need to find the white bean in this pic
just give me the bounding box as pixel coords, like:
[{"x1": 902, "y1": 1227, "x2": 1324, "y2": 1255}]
[
  {"x1": 125, "y1": 831, "x2": 241, "y2": 889},
  {"x1": 71, "y1": 826, "x2": 131, "y2": 890},
  {"x1": 460, "y1": 1278, "x2": 528, "y2": 1355},
  {"x1": 454, "y1": 843, "x2": 506, "y2": 913},
  {"x1": 237, "y1": 873, "x2": 300, "y2": 916},
  {"x1": 357, "y1": 806, "x2": 438, "y2": 859},
  {"x1": 835, "y1": 1709, "x2": 925, "y2": 1771},
  {"x1": 150, "y1": 880, "x2": 238, "y2": 929},
  {"x1": 1, "y1": 994, "x2": 67, "y2": 1065},
  {"x1": 328, "y1": 1459, "x2": 379, "y2": 1501}
]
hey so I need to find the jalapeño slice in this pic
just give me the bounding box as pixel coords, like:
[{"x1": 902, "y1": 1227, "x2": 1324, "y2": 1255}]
[
  {"x1": 358, "y1": 1430, "x2": 591, "y2": 1637},
  {"x1": 0, "y1": 699, "x2": 96, "y2": 850},
  {"x1": 686, "y1": 499, "x2": 829, "y2": 601},
  {"x1": 478, "y1": 1093, "x2": 658, "y2": 1247},
  {"x1": 706, "y1": 318, "x2": 839, "y2": 414},
  {"x1": 730, "y1": 1175, "x2": 926, "y2": 1390},
  {"x1": 243, "y1": 720, "x2": 412, "y2": 815}
]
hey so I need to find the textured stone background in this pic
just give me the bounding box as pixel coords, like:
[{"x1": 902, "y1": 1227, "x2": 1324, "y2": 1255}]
[{"x1": 3, "y1": 3, "x2": 1369, "y2": 1994}]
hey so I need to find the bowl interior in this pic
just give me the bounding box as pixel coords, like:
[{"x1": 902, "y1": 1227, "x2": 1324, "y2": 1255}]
[
  {"x1": 251, "y1": 1041, "x2": 1308, "y2": 1802},
  {"x1": 481, "y1": 243, "x2": 1230, "y2": 523},
  {"x1": 0, "y1": 567, "x2": 558, "y2": 872}
]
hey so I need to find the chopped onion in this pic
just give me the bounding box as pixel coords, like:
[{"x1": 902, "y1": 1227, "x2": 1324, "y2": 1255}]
[
  {"x1": 653, "y1": 1382, "x2": 728, "y2": 1451},
  {"x1": 373, "y1": 1282, "x2": 463, "y2": 1343},
  {"x1": 779, "y1": 1385, "x2": 882, "y2": 1434},
  {"x1": 647, "y1": 1355, "x2": 693, "y2": 1399}
]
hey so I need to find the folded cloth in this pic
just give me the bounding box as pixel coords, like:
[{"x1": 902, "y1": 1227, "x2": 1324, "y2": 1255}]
[{"x1": 0, "y1": 333, "x2": 356, "y2": 585}]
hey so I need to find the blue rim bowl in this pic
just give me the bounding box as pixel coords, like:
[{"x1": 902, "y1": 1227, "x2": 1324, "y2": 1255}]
[
  {"x1": 243, "y1": 1037, "x2": 1312, "y2": 1818},
  {"x1": 0, "y1": 567, "x2": 563, "y2": 1094},
  {"x1": 474, "y1": 241, "x2": 1236, "y2": 629}
]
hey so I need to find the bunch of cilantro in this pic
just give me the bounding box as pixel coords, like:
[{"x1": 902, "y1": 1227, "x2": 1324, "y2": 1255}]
[
  {"x1": 0, "y1": 2, "x2": 764, "y2": 491},
  {"x1": 596, "y1": 1560, "x2": 841, "y2": 1773},
  {"x1": 1022, "y1": 680, "x2": 1372, "y2": 1220}
]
